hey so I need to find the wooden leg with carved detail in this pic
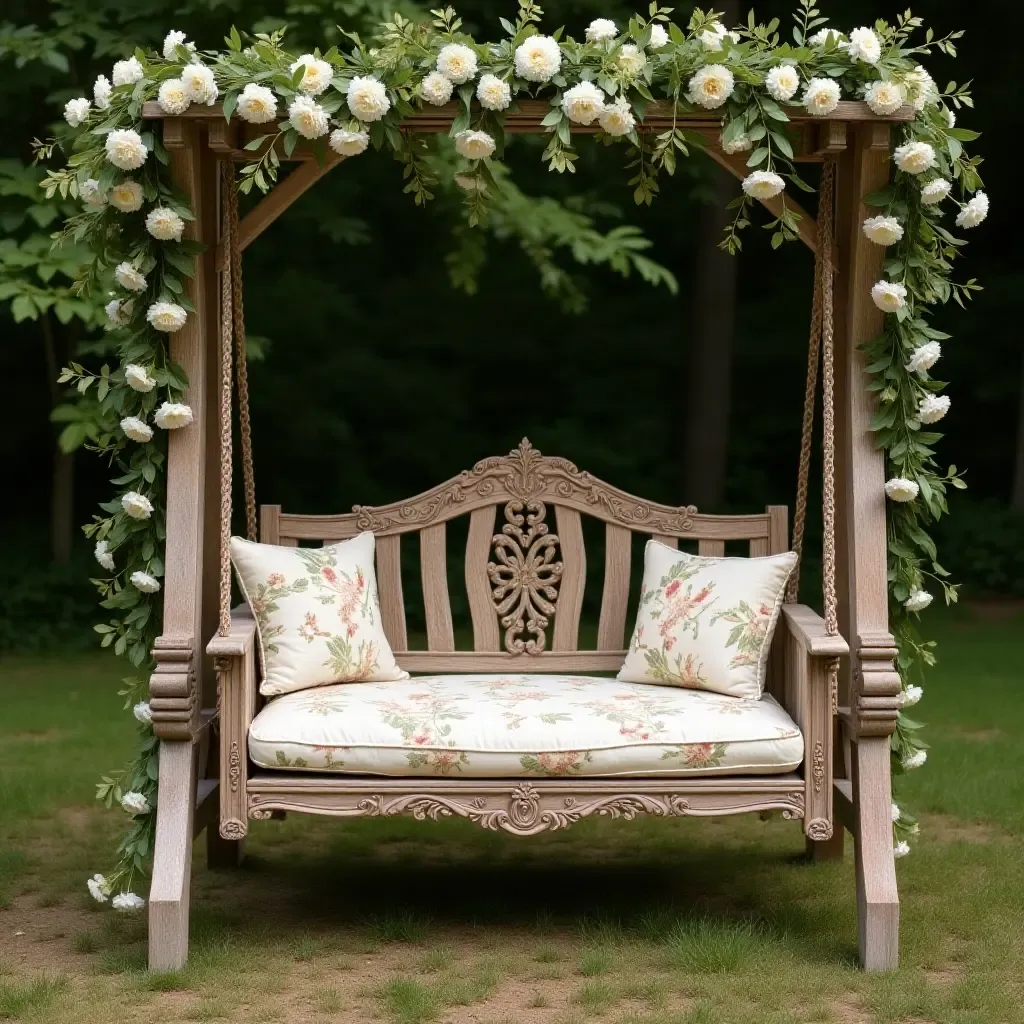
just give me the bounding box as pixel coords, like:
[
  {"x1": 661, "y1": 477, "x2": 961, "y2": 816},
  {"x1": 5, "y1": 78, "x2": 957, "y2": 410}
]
[
  {"x1": 149, "y1": 741, "x2": 196, "y2": 971},
  {"x1": 852, "y1": 736, "x2": 899, "y2": 971}
]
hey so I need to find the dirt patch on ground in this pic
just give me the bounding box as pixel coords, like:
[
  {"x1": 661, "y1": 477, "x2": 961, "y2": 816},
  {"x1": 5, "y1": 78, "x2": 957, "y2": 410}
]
[
  {"x1": 0, "y1": 893, "x2": 106, "y2": 973},
  {"x1": 921, "y1": 813, "x2": 1010, "y2": 845},
  {"x1": 960, "y1": 599, "x2": 1024, "y2": 621}
]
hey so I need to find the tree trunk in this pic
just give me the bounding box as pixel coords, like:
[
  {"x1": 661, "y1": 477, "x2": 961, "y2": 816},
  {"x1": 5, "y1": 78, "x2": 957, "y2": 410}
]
[
  {"x1": 683, "y1": 163, "x2": 739, "y2": 510},
  {"x1": 682, "y1": 0, "x2": 739, "y2": 512},
  {"x1": 42, "y1": 312, "x2": 74, "y2": 564},
  {"x1": 1013, "y1": 342, "x2": 1024, "y2": 508}
]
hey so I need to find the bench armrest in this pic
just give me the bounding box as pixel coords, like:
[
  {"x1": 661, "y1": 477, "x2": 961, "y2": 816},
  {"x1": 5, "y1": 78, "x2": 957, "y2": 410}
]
[
  {"x1": 207, "y1": 604, "x2": 258, "y2": 840},
  {"x1": 782, "y1": 603, "x2": 849, "y2": 658}
]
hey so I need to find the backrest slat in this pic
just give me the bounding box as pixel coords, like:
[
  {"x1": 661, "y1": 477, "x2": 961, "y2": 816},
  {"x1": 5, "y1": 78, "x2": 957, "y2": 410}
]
[
  {"x1": 653, "y1": 534, "x2": 678, "y2": 548},
  {"x1": 699, "y1": 539, "x2": 725, "y2": 556},
  {"x1": 749, "y1": 537, "x2": 769, "y2": 557},
  {"x1": 375, "y1": 534, "x2": 408, "y2": 651},
  {"x1": 551, "y1": 507, "x2": 586, "y2": 652},
  {"x1": 767, "y1": 505, "x2": 789, "y2": 555},
  {"x1": 597, "y1": 524, "x2": 631, "y2": 651},
  {"x1": 466, "y1": 506, "x2": 500, "y2": 652},
  {"x1": 420, "y1": 523, "x2": 454, "y2": 652}
]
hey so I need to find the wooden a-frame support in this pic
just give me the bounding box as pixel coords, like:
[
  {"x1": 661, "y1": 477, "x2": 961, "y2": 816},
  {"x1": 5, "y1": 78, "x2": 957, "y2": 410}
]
[{"x1": 145, "y1": 100, "x2": 908, "y2": 972}]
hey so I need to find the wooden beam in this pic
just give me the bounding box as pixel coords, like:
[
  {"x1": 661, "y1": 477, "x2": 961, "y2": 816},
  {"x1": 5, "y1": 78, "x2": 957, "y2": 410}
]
[
  {"x1": 143, "y1": 98, "x2": 916, "y2": 126},
  {"x1": 216, "y1": 154, "x2": 345, "y2": 269}
]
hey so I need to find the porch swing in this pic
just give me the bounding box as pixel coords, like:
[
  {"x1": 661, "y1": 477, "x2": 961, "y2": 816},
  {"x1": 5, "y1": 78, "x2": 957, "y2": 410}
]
[{"x1": 144, "y1": 103, "x2": 905, "y2": 976}]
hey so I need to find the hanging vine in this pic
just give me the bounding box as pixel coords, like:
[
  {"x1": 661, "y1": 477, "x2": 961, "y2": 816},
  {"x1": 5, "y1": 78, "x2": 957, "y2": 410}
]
[{"x1": 39, "y1": 1, "x2": 983, "y2": 905}]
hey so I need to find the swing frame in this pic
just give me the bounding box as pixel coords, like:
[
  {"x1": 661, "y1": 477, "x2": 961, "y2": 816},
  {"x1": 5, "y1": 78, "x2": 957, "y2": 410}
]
[{"x1": 142, "y1": 98, "x2": 909, "y2": 974}]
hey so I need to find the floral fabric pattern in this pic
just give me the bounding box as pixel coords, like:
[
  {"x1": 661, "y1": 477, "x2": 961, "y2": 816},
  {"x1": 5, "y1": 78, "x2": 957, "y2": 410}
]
[
  {"x1": 248, "y1": 673, "x2": 804, "y2": 777},
  {"x1": 618, "y1": 541, "x2": 797, "y2": 700},
  {"x1": 231, "y1": 532, "x2": 408, "y2": 696}
]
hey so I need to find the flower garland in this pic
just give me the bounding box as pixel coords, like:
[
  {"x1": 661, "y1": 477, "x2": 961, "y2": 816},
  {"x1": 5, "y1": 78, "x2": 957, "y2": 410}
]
[{"x1": 43, "y1": 1, "x2": 984, "y2": 906}]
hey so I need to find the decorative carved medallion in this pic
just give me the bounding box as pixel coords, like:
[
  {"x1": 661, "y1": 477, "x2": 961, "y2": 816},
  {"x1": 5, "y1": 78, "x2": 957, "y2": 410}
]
[
  {"x1": 219, "y1": 818, "x2": 248, "y2": 839},
  {"x1": 806, "y1": 817, "x2": 834, "y2": 841},
  {"x1": 489, "y1": 499, "x2": 562, "y2": 654}
]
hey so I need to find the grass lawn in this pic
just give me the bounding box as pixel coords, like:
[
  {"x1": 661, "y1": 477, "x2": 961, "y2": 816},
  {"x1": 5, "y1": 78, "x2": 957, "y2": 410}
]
[{"x1": 0, "y1": 603, "x2": 1022, "y2": 1023}]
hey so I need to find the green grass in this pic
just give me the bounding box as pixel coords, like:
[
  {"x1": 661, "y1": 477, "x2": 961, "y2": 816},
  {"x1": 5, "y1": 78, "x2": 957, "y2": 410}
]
[{"x1": 0, "y1": 604, "x2": 1022, "y2": 1023}]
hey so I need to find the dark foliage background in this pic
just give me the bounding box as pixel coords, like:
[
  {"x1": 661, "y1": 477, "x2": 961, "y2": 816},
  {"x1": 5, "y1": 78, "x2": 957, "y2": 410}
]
[{"x1": 1, "y1": 0, "x2": 1021, "y2": 648}]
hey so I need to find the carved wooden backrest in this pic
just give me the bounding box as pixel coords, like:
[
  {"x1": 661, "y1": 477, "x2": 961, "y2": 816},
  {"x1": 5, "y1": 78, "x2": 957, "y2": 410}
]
[{"x1": 260, "y1": 439, "x2": 789, "y2": 674}]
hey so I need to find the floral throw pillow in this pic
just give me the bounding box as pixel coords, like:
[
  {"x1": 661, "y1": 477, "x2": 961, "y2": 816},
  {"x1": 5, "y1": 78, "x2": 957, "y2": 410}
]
[
  {"x1": 617, "y1": 541, "x2": 797, "y2": 700},
  {"x1": 230, "y1": 532, "x2": 409, "y2": 696}
]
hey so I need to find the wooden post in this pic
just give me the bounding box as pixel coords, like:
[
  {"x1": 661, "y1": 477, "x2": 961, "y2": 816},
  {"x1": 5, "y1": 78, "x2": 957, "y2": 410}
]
[
  {"x1": 147, "y1": 118, "x2": 218, "y2": 970},
  {"x1": 832, "y1": 122, "x2": 902, "y2": 971}
]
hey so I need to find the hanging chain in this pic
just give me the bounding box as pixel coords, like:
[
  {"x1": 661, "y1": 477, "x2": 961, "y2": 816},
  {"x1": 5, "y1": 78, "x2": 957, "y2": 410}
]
[
  {"x1": 217, "y1": 162, "x2": 236, "y2": 636},
  {"x1": 786, "y1": 157, "x2": 841, "y2": 695}
]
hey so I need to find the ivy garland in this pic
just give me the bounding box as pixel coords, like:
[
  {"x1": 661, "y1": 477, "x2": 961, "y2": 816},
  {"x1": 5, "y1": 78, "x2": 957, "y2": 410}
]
[{"x1": 40, "y1": 0, "x2": 984, "y2": 906}]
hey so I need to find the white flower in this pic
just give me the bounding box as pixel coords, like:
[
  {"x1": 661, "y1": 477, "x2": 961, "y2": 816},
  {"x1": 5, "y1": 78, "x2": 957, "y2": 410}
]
[
  {"x1": 237, "y1": 83, "x2": 278, "y2": 124},
  {"x1": 699, "y1": 23, "x2": 740, "y2": 50},
  {"x1": 862, "y1": 215, "x2": 904, "y2": 246},
  {"x1": 109, "y1": 181, "x2": 144, "y2": 213},
  {"x1": 864, "y1": 80, "x2": 904, "y2": 117},
  {"x1": 722, "y1": 133, "x2": 752, "y2": 155},
  {"x1": 803, "y1": 77, "x2": 841, "y2": 116},
  {"x1": 586, "y1": 18, "x2": 618, "y2": 43},
  {"x1": 290, "y1": 54, "x2": 334, "y2": 96},
  {"x1": 616, "y1": 43, "x2": 646, "y2": 75},
  {"x1": 893, "y1": 841, "x2": 911, "y2": 859},
  {"x1": 145, "y1": 207, "x2": 185, "y2": 241},
  {"x1": 649, "y1": 24, "x2": 669, "y2": 49},
  {"x1": 686, "y1": 65, "x2": 735, "y2": 109},
  {"x1": 154, "y1": 402, "x2": 194, "y2": 430},
  {"x1": 121, "y1": 491, "x2": 154, "y2": 519},
  {"x1": 905, "y1": 65, "x2": 937, "y2": 111},
  {"x1": 124, "y1": 364, "x2": 156, "y2": 393},
  {"x1": 891, "y1": 803, "x2": 901, "y2": 823},
  {"x1": 454, "y1": 130, "x2": 495, "y2": 161},
  {"x1": 918, "y1": 394, "x2": 950, "y2": 424},
  {"x1": 120, "y1": 416, "x2": 153, "y2": 443},
  {"x1": 105, "y1": 129, "x2": 148, "y2": 171},
  {"x1": 847, "y1": 27, "x2": 881, "y2": 64},
  {"x1": 146, "y1": 301, "x2": 187, "y2": 333},
  {"x1": 598, "y1": 97, "x2": 636, "y2": 137},
  {"x1": 93, "y1": 75, "x2": 112, "y2": 110},
  {"x1": 94, "y1": 540, "x2": 115, "y2": 571},
  {"x1": 894, "y1": 141, "x2": 936, "y2": 175},
  {"x1": 329, "y1": 128, "x2": 369, "y2": 157},
  {"x1": 114, "y1": 262, "x2": 147, "y2": 293},
  {"x1": 112, "y1": 892, "x2": 146, "y2": 912},
  {"x1": 562, "y1": 81, "x2": 606, "y2": 126},
  {"x1": 133, "y1": 701, "x2": 153, "y2": 725},
  {"x1": 288, "y1": 96, "x2": 329, "y2": 139},
  {"x1": 871, "y1": 280, "x2": 908, "y2": 313},
  {"x1": 181, "y1": 63, "x2": 219, "y2": 106},
  {"x1": 87, "y1": 874, "x2": 111, "y2": 903},
  {"x1": 765, "y1": 64, "x2": 800, "y2": 102},
  {"x1": 130, "y1": 570, "x2": 161, "y2": 594},
  {"x1": 80, "y1": 179, "x2": 106, "y2": 207},
  {"x1": 477, "y1": 74, "x2": 512, "y2": 112},
  {"x1": 436, "y1": 43, "x2": 478, "y2": 84},
  {"x1": 347, "y1": 76, "x2": 391, "y2": 122},
  {"x1": 901, "y1": 685, "x2": 923, "y2": 707},
  {"x1": 420, "y1": 71, "x2": 454, "y2": 106},
  {"x1": 105, "y1": 298, "x2": 133, "y2": 327},
  {"x1": 921, "y1": 178, "x2": 951, "y2": 206},
  {"x1": 904, "y1": 588, "x2": 934, "y2": 613},
  {"x1": 112, "y1": 56, "x2": 144, "y2": 87},
  {"x1": 903, "y1": 749, "x2": 927, "y2": 770},
  {"x1": 884, "y1": 476, "x2": 919, "y2": 502},
  {"x1": 121, "y1": 791, "x2": 150, "y2": 815},
  {"x1": 956, "y1": 191, "x2": 989, "y2": 229},
  {"x1": 946, "y1": 108, "x2": 956, "y2": 129},
  {"x1": 163, "y1": 30, "x2": 194, "y2": 60},
  {"x1": 808, "y1": 28, "x2": 844, "y2": 47},
  {"x1": 742, "y1": 170, "x2": 785, "y2": 200},
  {"x1": 64, "y1": 97, "x2": 90, "y2": 127},
  {"x1": 906, "y1": 341, "x2": 941, "y2": 375},
  {"x1": 514, "y1": 35, "x2": 562, "y2": 83},
  {"x1": 157, "y1": 78, "x2": 190, "y2": 115}
]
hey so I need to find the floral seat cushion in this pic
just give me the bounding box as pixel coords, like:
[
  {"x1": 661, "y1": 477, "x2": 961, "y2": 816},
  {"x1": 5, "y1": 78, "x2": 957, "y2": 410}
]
[{"x1": 248, "y1": 674, "x2": 804, "y2": 777}]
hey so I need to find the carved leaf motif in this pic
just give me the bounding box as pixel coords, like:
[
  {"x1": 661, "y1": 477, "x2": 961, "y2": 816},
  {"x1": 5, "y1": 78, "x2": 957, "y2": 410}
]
[{"x1": 488, "y1": 499, "x2": 563, "y2": 654}]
